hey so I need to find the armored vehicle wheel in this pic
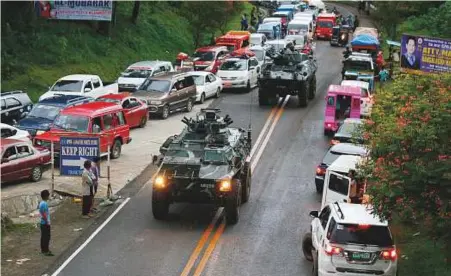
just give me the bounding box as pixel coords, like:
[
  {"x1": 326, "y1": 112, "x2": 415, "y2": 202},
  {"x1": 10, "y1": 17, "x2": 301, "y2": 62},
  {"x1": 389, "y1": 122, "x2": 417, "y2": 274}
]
[
  {"x1": 258, "y1": 89, "x2": 270, "y2": 106},
  {"x1": 302, "y1": 232, "x2": 314, "y2": 262},
  {"x1": 308, "y1": 75, "x2": 317, "y2": 100},
  {"x1": 226, "y1": 180, "x2": 241, "y2": 225},
  {"x1": 241, "y1": 164, "x2": 251, "y2": 203},
  {"x1": 152, "y1": 191, "x2": 170, "y2": 220},
  {"x1": 297, "y1": 82, "x2": 308, "y2": 107}
]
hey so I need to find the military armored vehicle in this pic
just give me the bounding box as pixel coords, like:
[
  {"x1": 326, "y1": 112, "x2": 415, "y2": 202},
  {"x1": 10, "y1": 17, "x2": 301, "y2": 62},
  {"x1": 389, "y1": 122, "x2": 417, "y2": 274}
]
[
  {"x1": 258, "y1": 50, "x2": 317, "y2": 107},
  {"x1": 153, "y1": 109, "x2": 252, "y2": 225}
]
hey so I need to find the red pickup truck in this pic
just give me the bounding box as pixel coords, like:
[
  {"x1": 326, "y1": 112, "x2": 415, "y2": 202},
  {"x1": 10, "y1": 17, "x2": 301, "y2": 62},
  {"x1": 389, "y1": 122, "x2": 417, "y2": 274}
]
[
  {"x1": 315, "y1": 13, "x2": 337, "y2": 40},
  {"x1": 34, "y1": 102, "x2": 132, "y2": 160}
]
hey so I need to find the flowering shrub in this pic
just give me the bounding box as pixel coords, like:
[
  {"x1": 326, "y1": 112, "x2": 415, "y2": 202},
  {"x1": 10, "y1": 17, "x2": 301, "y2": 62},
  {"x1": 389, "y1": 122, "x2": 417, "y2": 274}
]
[{"x1": 358, "y1": 73, "x2": 451, "y2": 245}]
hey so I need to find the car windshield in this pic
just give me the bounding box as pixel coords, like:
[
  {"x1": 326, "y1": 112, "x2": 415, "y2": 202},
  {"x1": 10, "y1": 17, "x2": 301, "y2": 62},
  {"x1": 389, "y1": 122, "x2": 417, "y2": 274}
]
[
  {"x1": 193, "y1": 51, "x2": 215, "y2": 61},
  {"x1": 345, "y1": 60, "x2": 372, "y2": 71},
  {"x1": 51, "y1": 80, "x2": 83, "y2": 92},
  {"x1": 330, "y1": 223, "x2": 394, "y2": 247},
  {"x1": 121, "y1": 68, "x2": 152, "y2": 78},
  {"x1": 139, "y1": 79, "x2": 171, "y2": 93},
  {"x1": 204, "y1": 149, "x2": 227, "y2": 163},
  {"x1": 252, "y1": 50, "x2": 265, "y2": 61},
  {"x1": 220, "y1": 60, "x2": 247, "y2": 71},
  {"x1": 259, "y1": 24, "x2": 275, "y2": 31},
  {"x1": 322, "y1": 150, "x2": 364, "y2": 165},
  {"x1": 318, "y1": 21, "x2": 333, "y2": 28},
  {"x1": 96, "y1": 98, "x2": 121, "y2": 104},
  {"x1": 53, "y1": 114, "x2": 89, "y2": 132},
  {"x1": 192, "y1": 75, "x2": 205, "y2": 85},
  {"x1": 288, "y1": 23, "x2": 308, "y2": 31},
  {"x1": 338, "y1": 122, "x2": 362, "y2": 137},
  {"x1": 28, "y1": 104, "x2": 62, "y2": 120}
]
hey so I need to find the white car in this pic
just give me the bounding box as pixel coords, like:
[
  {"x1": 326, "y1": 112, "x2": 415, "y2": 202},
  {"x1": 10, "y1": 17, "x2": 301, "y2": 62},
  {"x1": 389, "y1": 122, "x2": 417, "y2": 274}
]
[
  {"x1": 249, "y1": 45, "x2": 271, "y2": 69},
  {"x1": 117, "y1": 61, "x2": 174, "y2": 92},
  {"x1": 0, "y1": 123, "x2": 31, "y2": 143},
  {"x1": 341, "y1": 80, "x2": 373, "y2": 117},
  {"x1": 188, "y1": 71, "x2": 223, "y2": 104},
  {"x1": 250, "y1": 33, "x2": 267, "y2": 47},
  {"x1": 217, "y1": 56, "x2": 260, "y2": 92},
  {"x1": 303, "y1": 202, "x2": 398, "y2": 276},
  {"x1": 39, "y1": 74, "x2": 118, "y2": 101}
]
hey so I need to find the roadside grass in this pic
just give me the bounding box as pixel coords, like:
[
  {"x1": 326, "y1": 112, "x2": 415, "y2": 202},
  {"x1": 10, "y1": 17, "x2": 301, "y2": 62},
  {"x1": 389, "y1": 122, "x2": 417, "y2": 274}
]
[
  {"x1": 1, "y1": 222, "x2": 37, "y2": 246},
  {"x1": 390, "y1": 221, "x2": 451, "y2": 276},
  {"x1": 2, "y1": 2, "x2": 253, "y2": 102}
]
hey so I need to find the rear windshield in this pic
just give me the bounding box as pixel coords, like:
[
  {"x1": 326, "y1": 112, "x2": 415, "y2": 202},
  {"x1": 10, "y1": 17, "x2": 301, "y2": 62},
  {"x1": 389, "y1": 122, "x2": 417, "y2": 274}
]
[
  {"x1": 121, "y1": 68, "x2": 152, "y2": 79},
  {"x1": 139, "y1": 79, "x2": 171, "y2": 93},
  {"x1": 338, "y1": 122, "x2": 362, "y2": 137},
  {"x1": 288, "y1": 24, "x2": 308, "y2": 31},
  {"x1": 322, "y1": 150, "x2": 362, "y2": 165},
  {"x1": 318, "y1": 21, "x2": 333, "y2": 28},
  {"x1": 193, "y1": 51, "x2": 214, "y2": 62},
  {"x1": 329, "y1": 221, "x2": 394, "y2": 247}
]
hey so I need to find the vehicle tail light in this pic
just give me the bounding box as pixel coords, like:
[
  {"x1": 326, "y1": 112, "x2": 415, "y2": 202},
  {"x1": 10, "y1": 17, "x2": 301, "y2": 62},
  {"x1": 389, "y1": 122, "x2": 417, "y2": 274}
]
[
  {"x1": 380, "y1": 248, "x2": 397, "y2": 261},
  {"x1": 325, "y1": 244, "x2": 343, "y2": 256},
  {"x1": 316, "y1": 166, "x2": 326, "y2": 175},
  {"x1": 330, "y1": 139, "x2": 340, "y2": 145}
]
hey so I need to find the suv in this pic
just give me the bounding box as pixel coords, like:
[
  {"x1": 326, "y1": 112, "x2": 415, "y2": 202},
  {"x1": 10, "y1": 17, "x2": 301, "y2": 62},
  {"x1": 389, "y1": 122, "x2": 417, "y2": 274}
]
[
  {"x1": 303, "y1": 202, "x2": 398, "y2": 276},
  {"x1": 117, "y1": 61, "x2": 174, "y2": 92},
  {"x1": 34, "y1": 102, "x2": 132, "y2": 159},
  {"x1": 192, "y1": 46, "x2": 229, "y2": 74},
  {"x1": 16, "y1": 94, "x2": 94, "y2": 137},
  {"x1": 133, "y1": 72, "x2": 197, "y2": 119},
  {"x1": 1, "y1": 91, "x2": 33, "y2": 125}
]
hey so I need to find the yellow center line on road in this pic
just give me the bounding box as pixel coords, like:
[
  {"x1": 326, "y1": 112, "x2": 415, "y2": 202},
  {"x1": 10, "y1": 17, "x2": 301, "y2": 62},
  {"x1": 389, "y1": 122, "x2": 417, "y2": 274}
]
[{"x1": 179, "y1": 96, "x2": 290, "y2": 276}]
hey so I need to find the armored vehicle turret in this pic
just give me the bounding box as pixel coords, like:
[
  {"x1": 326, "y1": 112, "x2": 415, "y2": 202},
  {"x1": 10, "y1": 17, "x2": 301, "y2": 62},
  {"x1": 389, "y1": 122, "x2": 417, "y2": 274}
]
[
  {"x1": 258, "y1": 49, "x2": 317, "y2": 107},
  {"x1": 153, "y1": 109, "x2": 252, "y2": 225}
]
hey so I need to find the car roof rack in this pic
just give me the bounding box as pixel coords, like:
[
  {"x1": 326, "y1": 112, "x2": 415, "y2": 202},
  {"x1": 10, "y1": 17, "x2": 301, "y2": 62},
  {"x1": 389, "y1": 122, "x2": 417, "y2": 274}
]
[
  {"x1": 1, "y1": 90, "x2": 25, "y2": 96},
  {"x1": 333, "y1": 202, "x2": 345, "y2": 219}
]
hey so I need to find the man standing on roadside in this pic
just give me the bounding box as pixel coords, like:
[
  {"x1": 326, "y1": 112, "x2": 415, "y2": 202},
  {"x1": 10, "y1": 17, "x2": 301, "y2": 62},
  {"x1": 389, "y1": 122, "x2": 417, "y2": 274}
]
[
  {"x1": 39, "y1": 189, "x2": 54, "y2": 256},
  {"x1": 81, "y1": 160, "x2": 94, "y2": 219}
]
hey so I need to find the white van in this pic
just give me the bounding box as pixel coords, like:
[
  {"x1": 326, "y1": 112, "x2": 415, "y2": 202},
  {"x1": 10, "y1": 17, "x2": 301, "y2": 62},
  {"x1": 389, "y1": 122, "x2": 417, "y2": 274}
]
[
  {"x1": 321, "y1": 155, "x2": 364, "y2": 209},
  {"x1": 250, "y1": 33, "x2": 267, "y2": 47},
  {"x1": 287, "y1": 18, "x2": 313, "y2": 36}
]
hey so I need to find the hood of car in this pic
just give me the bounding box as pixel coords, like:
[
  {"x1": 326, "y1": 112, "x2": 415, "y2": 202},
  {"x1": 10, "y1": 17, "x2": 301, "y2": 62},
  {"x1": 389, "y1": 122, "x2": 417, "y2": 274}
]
[
  {"x1": 34, "y1": 131, "x2": 60, "y2": 142},
  {"x1": 16, "y1": 116, "x2": 53, "y2": 131},
  {"x1": 133, "y1": 90, "x2": 167, "y2": 100},
  {"x1": 117, "y1": 77, "x2": 146, "y2": 87},
  {"x1": 217, "y1": 70, "x2": 248, "y2": 79}
]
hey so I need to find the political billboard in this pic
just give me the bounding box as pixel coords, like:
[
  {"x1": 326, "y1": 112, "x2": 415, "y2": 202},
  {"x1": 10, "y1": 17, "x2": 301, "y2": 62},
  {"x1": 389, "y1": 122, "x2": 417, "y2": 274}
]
[
  {"x1": 400, "y1": 34, "x2": 451, "y2": 74},
  {"x1": 35, "y1": 0, "x2": 113, "y2": 21}
]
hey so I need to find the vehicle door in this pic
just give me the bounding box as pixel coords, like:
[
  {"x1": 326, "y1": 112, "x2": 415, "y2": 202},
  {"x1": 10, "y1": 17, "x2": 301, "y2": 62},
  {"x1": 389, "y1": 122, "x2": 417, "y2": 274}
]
[
  {"x1": 14, "y1": 144, "x2": 36, "y2": 177},
  {"x1": 90, "y1": 116, "x2": 106, "y2": 153},
  {"x1": 1, "y1": 145, "x2": 20, "y2": 182},
  {"x1": 4, "y1": 97, "x2": 22, "y2": 123},
  {"x1": 183, "y1": 76, "x2": 196, "y2": 102},
  {"x1": 92, "y1": 78, "x2": 103, "y2": 96},
  {"x1": 169, "y1": 79, "x2": 184, "y2": 111},
  {"x1": 324, "y1": 171, "x2": 351, "y2": 206},
  {"x1": 207, "y1": 74, "x2": 220, "y2": 96},
  {"x1": 112, "y1": 111, "x2": 129, "y2": 145},
  {"x1": 122, "y1": 97, "x2": 141, "y2": 127},
  {"x1": 250, "y1": 58, "x2": 260, "y2": 85},
  {"x1": 83, "y1": 80, "x2": 94, "y2": 97},
  {"x1": 312, "y1": 205, "x2": 331, "y2": 251}
]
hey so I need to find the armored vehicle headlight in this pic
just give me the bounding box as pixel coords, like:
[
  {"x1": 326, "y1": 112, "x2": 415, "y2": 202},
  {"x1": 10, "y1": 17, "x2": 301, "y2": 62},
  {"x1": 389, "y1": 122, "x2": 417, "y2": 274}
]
[
  {"x1": 154, "y1": 176, "x2": 165, "y2": 188},
  {"x1": 219, "y1": 179, "x2": 232, "y2": 192}
]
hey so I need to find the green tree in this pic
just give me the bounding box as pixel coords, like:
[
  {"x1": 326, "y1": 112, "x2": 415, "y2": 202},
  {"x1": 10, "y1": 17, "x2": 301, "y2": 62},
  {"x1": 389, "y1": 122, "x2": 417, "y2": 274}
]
[{"x1": 358, "y1": 74, "x2": 451, "y2": 254}]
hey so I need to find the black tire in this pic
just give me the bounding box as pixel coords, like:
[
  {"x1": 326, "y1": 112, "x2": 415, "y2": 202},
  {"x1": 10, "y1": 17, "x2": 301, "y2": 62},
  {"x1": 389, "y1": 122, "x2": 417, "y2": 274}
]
[
  {"x1": 185, "y1": 98, "x2": 193, "y2": 112},
  {"x1": 245, "y1": 81, "x2": 251, "y2": 93},
  {"x1": 302, "y1": 233, "x2": 314, "y2": 262},
  {"x1": 258, "y1": 89, "x2": 269, "y2": 106},
  {"x1": 110, "y1": 139, "x2": 122, "y2": 159},
  {"x1": 312, "y1": 253, "x2": 319, "y2": 276},
  {"x1": 152, "y1": 191, "x2": 170, "y2": 220},
  {"x1": 215, "y1": 87, "x2": 221, "y2": 98},
  {"x1": 199, "y1": 93, "x2": 205, "y2": 104},
  {"x1": 30, "y1": 166, "x2": 42, "y2": 182},
  {"x1": 308, "y1": 75, "x2": 316, "y2": 100},
  {"x1": 323, "y1": 129, "x2": 329, "y2": 136},
  {"x1": 297, "y1": 82, "x2": 308, "y2": 107},
  {"x1": 139, "y1": 115, "x2": 147, "y2": 128},
  {"x1": 241, "y1": 164, "x2": 251, "y2": 203},
  {"x1": 225, "y1": 180, "x2": 241, "y2": 225},
  {"x1": 161, "y1": 105, "x2": 169, "y2": 119}
]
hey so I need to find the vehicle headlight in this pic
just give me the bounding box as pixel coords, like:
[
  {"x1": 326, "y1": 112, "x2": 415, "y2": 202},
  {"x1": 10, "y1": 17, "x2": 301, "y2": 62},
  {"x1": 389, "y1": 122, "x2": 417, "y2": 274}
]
[
  {"x1": 35, "y1": 140, "x2": 42, "y2": 145},
  {"x1": 36, "y1": 130, "x2": 45, "y2": 135},
  {"x1": 154, "y1": 176, "x2": 166, "y2": 188},
  {"x1": 150, "y1": 100, "x2": 162, "y2": 105},
  {"x1": 219, "y1": 179, "x2": 232, "y2": 192}
]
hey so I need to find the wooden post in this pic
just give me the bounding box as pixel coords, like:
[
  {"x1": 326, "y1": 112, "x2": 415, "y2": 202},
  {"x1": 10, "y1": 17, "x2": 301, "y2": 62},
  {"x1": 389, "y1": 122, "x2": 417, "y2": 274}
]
[
  {"x1": 51, "y1": 140, "x2": 55, "y2": 197},
  {"x1": 107, "y1": 141, "x2": 111, "y2": 199}
]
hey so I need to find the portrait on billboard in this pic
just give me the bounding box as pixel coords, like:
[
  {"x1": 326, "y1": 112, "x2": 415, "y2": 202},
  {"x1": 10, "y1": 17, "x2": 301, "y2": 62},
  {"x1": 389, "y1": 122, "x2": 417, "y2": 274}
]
[{"x1": 401, "y1": 36, "x2": 421, "y2": 70}]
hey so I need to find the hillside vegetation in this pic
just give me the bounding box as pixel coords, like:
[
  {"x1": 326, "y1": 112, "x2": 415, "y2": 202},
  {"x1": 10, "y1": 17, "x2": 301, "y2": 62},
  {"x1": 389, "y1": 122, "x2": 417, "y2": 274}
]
[{"x1": 1, "y1": 1, "x2": 253, "y2": 102}]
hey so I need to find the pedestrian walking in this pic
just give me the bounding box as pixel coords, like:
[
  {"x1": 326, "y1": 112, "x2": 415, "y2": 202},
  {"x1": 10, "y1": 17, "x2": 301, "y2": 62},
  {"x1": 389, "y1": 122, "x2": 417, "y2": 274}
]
[
  {"x1": 90, "y1": 157, "x2": 100, "y2": 213},
  {"x1": 81, "y1": 160, "x2": 94, "y2": 219},
  {"x1": 242, "y1": 14, "x2": 248, "y2": 31},
  {"x1": 39, "y1": 189, "x2": 54, "y2": 256}
]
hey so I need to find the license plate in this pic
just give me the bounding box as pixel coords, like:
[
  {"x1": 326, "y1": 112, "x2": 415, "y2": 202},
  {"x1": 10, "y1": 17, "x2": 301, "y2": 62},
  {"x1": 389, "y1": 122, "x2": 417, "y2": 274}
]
[
  {"x1": 223, "y1": 81, "x2": 231, "y2": 87},
  {"x1": 200, "y1": 183, "x2": 215, "y2": 189},
  {"x1": 351, "y1": 252, "x2": 371, "y2": 260}
]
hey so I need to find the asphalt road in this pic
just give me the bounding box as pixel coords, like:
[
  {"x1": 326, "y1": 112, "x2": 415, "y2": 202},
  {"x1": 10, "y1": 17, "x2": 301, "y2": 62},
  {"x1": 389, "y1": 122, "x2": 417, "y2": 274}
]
[{"x1": 54, "y1": 5, "x2": 367, "y2": 276}]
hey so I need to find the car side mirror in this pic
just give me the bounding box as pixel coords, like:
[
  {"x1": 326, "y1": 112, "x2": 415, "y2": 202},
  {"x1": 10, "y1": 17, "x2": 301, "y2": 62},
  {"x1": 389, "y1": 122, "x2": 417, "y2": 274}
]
[
  {"x1": 309, "y1": 211, "x2": 319, "y2": 218},
  {"x1": 84, "y1": 88, "x2": 92, "y2": 93}
]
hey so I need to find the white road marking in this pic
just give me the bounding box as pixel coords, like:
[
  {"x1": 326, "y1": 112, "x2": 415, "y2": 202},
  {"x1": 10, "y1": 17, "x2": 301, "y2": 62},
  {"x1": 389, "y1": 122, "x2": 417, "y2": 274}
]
[
  {"x1": 249, "y1": 97, "x2": 283, "y2": 159},
  {"x1": 51, "y1": 197, "x2": 131, "y2": 276},
  {"x1": 251, "y1": 96, "x2": 290, "y2": 172}
]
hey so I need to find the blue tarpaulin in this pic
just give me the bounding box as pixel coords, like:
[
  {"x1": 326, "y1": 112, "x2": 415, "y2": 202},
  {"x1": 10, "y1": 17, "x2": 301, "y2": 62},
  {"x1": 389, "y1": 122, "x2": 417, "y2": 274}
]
[{"x1": 351, "y1": 34, "x2": 380, "y2": 47}]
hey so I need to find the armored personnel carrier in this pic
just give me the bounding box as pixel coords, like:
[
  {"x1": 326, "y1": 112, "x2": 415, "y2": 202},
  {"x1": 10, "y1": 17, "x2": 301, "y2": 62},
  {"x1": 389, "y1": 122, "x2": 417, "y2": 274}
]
[
  {"x1": 153, "y1": 109, "x2": 252, "y2": 225},
  {"x1": 258, "y1": 50, "x2": 317, "y2": 107}
]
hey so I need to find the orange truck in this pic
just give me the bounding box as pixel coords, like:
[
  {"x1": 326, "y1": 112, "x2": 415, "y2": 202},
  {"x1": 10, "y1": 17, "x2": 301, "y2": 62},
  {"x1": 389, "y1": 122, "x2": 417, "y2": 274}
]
[
  {"x1": 215, "y1": 31, "x2": 251, "y2": 52},
  {"x1": 314, "y1": 13, "x2": 337, "y2": 40}
]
